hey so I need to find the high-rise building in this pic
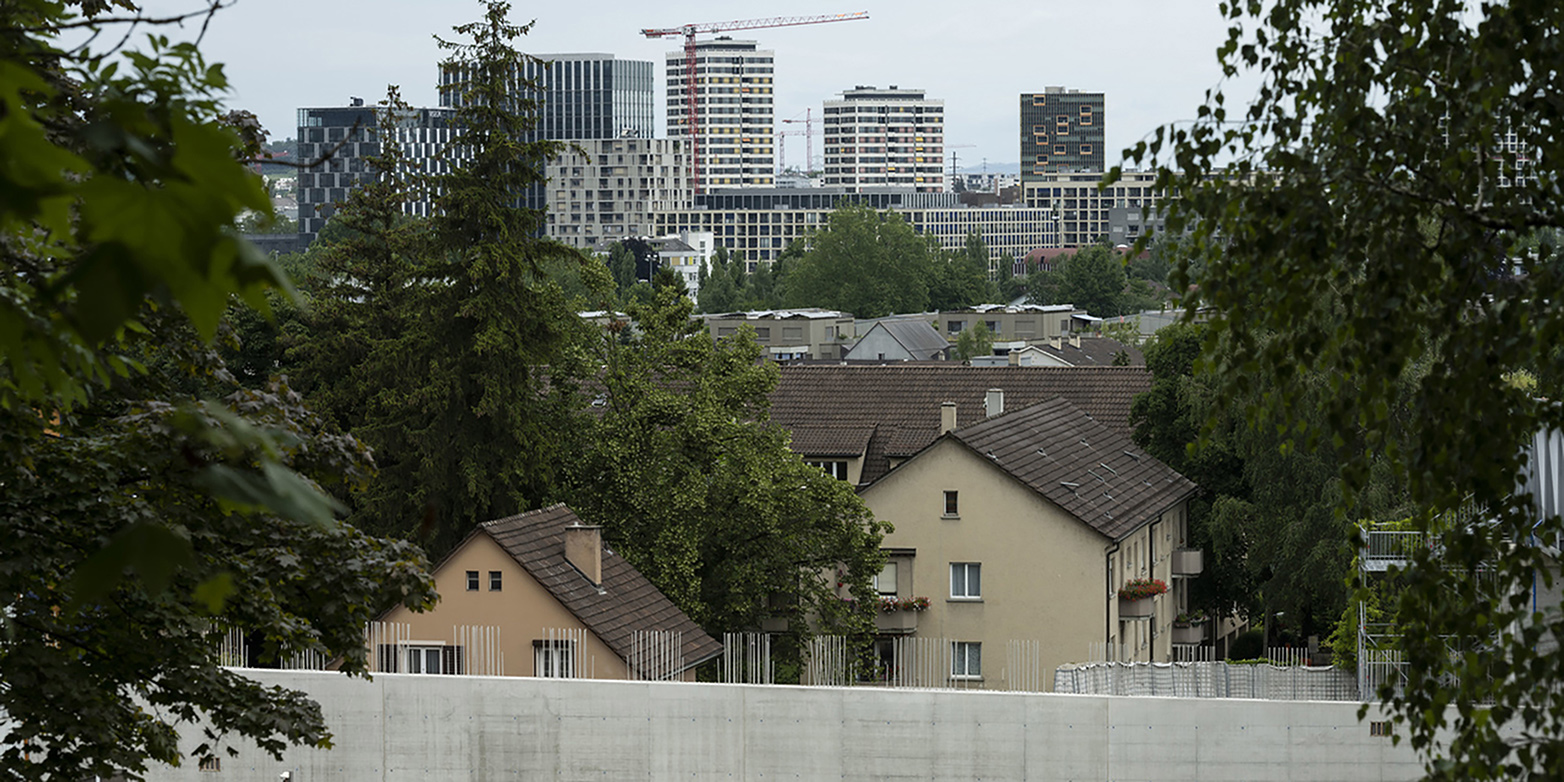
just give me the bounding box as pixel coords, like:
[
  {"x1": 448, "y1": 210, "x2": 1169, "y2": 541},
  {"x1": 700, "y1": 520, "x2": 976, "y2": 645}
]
[
  {"x1": 544, "y1": 137, "x2": 693, "y2": 249},
  {"x1": 821, "y1": 86, "x2": 944, "y2": 192},
  {"x1": 665, "y1": 38, "x2": 776, "y2": 189},
  {"x1": 295, "y1": 100, "x2": 455, "y2": 244},
  {"x1": 438, "y1": 53, "x2": 656, "y2": 141},
  {"x1": 1020, "y1": 88, "x2": 1105, "y2": 183}
]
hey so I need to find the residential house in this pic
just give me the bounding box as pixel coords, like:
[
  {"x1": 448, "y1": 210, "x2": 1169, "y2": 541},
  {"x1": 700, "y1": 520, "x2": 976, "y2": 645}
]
[
  {"x1": 859, "y1": 399, "x2": 1202, "y2": 690},
  {"x1": 702, "y1": 309, "x2": 855, "y2": 361},
  {"x1": 771, "y1": 364, "x2": 1153, "y2": 488},
  {"x1": 1009, "y1": 336, "x2": 1144, "y2": 367},
  {"x1": 373, "y1": 504, "x2": 722, "y2": 680},
  {"x1": 844, "y1": 320, "x2": 950, "y2": 361}
]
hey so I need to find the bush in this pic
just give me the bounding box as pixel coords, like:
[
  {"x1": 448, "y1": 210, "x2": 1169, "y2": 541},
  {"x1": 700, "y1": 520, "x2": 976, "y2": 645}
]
[{"x1": 1228, "y1": 629, "x2": 1264, "y2": 660}]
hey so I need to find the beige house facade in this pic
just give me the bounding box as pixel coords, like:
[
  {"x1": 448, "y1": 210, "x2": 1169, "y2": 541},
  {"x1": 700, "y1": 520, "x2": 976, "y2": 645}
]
[
  {"x1": 702, "y1": 309, "x2": 855, "y2": 361},
  {"x1": 375, "y1": 504, "x2": 721, "y2": 681},
  {"x1": 859, "y1": 399, "x2": 1201, "y2": 690}
]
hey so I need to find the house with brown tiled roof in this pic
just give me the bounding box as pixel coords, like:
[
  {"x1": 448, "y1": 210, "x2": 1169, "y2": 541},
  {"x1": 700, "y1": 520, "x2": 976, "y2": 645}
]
[
  {"x1": 858, "y1": 398, "x2": 1204, "y2": 690},
  {"x1": 771, "y1": 364, "x2": 1152, "y2": 487},
  {"x1": 1008, "y1": 336, "x2": 1145, "y2": 367},
  {"x1": 373, "y1": 504, "x2": 722, "y2": 680}
]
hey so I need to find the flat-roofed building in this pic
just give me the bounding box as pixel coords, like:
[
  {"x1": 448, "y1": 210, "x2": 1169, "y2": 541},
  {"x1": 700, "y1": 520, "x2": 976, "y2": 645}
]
[{"x1": 822, "y1": 86, "x2": 944, "y2": 192}]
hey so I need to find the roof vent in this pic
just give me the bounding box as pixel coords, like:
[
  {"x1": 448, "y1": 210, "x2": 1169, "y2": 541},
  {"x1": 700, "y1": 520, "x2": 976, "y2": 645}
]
[
  {"x1": 1100, "y1": 462, "x2": 1118, "y2": 476},
  {"x1": 1061, "y1": 481, "x2": 1080, "y2": 490},
  {"x1": 1123, "y1": 450, "x2": 1140, "y2": 460}
]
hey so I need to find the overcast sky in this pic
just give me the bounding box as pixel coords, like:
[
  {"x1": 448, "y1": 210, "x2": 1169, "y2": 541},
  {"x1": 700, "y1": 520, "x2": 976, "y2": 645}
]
[{"x1": 122, "y1": 0, "x2": 1246, "y2": 171}]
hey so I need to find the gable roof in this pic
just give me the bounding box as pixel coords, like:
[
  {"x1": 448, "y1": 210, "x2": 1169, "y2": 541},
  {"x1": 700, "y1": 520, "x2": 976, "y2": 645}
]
[
  {"x1": 1024, "y1": 337, "x2": 1144, "y2": 367},
  {"x1": 846, "y1": 320, "x2": 949, "y2": 361},
  {"x1": 770, "y1": 364, "x2": 1153, "y2": 484},
  {"x1": 947, "y1": 399, "x2": 1199, "y2": 540},
  {"x1": 480, "y1": 504, "x2": 723, "y2": 675}
]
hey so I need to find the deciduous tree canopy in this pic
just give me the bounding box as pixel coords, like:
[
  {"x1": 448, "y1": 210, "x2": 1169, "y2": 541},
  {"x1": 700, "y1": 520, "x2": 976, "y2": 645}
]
[{"x1": 1125, "y1": 0, "x2": 1564, "y2": 775}]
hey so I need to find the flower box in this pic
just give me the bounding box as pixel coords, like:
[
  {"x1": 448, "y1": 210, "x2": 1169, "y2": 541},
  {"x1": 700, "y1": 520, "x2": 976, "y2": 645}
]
[
  {"x1": 1119, "y1": 596, "x2": 1156, "y2": 618},
  {"x1": 1172, "y1": 623, "x2": 1205, "y2": 644}
]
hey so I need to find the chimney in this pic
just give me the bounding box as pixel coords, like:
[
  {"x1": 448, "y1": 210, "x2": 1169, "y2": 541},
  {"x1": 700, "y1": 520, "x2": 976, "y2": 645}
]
[
  {"x1": 564, "y1": 523, "x2": 603, "y2": 586},
  {"x1": 985, "y1": 388, "x2": 1005, "y2": 418},
  {"x1": 1070, "y1": 334, "x2": 1081, "y2": 348},
  {"x1": 1049, "y1": 335, "x2": 1062, "y2": 350},
  {"x1": 940, "y1": 401, "x2": 958, "y2": 434}
]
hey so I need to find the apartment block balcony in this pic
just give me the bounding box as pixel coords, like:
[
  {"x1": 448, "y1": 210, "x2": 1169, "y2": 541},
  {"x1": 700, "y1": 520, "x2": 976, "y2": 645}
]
[
  {"x1": 1171, "y1": 622, "x2": 1206, "y2": 645},
  {"x1": 1118, "y1": 596, "x2": 1156, "y2": 619},
  {"x1": 874, "y1": 609, "x2": 919, "y2": 634},
  {"x1": 1172, "y1": 548, "x2": 1205, "y2": 577}
]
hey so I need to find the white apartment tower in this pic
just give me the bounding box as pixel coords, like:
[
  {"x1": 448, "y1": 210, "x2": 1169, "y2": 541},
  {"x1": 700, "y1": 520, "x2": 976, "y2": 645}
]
[
  {"x1": 665, "y1": 38, "x2": 775, "y2": 190},
  {"x1": 822, "y1": 86, "x2": 945, "y2": 193}
]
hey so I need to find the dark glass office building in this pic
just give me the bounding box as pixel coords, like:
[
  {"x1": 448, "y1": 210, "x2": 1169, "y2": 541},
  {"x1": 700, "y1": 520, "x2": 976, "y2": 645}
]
[
  {"x1": 295, "y1": 101, "x2": 455, "y2": 243},
  {"x1": 1020, "y1": 88, "x2": 1105, "y2": 183}
]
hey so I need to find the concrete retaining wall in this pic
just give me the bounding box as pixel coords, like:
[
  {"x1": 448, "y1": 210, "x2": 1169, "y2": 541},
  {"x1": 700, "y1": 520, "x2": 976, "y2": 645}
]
[{"x1": 149, "y1": 669, "x2": 1427, "y2": 781}]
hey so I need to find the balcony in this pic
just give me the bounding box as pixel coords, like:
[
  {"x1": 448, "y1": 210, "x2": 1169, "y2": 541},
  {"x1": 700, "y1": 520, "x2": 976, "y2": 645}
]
[
  {"x1": 874, "y1": 609, "x2": 919, "y2": 634},
  {"x1": 1171, "y1": 622, "x2": 1206, "y2": 645},
  {"x1": 1119, "y1": 596, "x2": 1155, "y2": 619},
  {"x1": 1172, "y1": 548, "x2": 1205, "y2": 577}
]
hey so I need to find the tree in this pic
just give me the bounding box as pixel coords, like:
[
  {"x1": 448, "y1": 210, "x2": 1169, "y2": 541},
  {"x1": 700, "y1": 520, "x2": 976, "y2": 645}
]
[
  {"x1": 1, "y1": 3, "x2": 436, "y2": 778},
  {"x1": 299, "y1": 3, "x2": 588, "y2": 559},
  {"x1": 1125, "y1": 0, "x2": 1564, "y2": 774},
  {"x1": 563, "y1": 276, "x2": 889, "y2": 639},
  {"x1": 784, "y1": 203, "x2": 930, "y2": 317},
  {"x1": 952, "y1": 321, "x2": 994, "y2": 362},
  {"x1": 1060, "y1": 243, "x2": 1129, "y2": 317},
  {"x1": 927, "y1": 230, "x2": 998, "y2": 310}
]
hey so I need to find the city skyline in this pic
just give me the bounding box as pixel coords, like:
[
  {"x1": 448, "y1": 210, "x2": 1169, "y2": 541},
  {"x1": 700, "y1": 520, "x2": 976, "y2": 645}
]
[{"x1": 119, "y1": 0, "x2": 1243, "y2": 174}]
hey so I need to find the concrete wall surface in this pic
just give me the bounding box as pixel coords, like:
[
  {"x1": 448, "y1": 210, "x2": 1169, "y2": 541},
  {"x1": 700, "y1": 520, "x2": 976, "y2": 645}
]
[{"x1": 148, "y1": 669, "x2": 1427, "y2": 782}]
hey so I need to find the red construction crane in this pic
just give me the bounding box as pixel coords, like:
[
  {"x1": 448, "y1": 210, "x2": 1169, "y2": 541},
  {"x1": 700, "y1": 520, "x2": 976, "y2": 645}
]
[{"x1": 642, "y1": 12, "x2": 868, "y2": 193}]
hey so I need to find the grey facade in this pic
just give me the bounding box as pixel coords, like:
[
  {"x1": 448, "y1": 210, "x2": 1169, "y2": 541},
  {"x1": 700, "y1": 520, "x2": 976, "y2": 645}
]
[{"x1": 1020, "y1": 87, "x2": 1105, "y2": 183}]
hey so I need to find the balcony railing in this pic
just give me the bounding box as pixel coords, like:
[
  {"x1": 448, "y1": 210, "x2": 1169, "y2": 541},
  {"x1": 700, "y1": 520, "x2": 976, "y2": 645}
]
[
  {"x1": 1360, "y1": 528, "x2": 1428, "y2": 571},
  {"x1": 874, "y1": 609, "x2": 919, "y2": 634},
  {"x1": 1171, "y1": 548, "x2": 1204, "y2": 577}
]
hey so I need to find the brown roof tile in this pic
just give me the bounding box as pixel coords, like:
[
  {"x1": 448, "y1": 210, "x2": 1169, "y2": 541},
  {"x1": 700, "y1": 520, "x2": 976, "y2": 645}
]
[
  {"x1": 949, "y1": 399, "x2": 1199, "y2": 540},
  {"x1": 481, "y1": 504, "x2": 723, "y2": 675},
  {"x1": 770, "y1": 365, "x2": 1153, "y2": 484}
]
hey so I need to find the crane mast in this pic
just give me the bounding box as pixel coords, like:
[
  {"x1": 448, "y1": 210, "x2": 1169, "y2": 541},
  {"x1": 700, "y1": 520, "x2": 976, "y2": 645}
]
[{"x1": 642, "y1": 12, "x2": 868, "y2": 193}]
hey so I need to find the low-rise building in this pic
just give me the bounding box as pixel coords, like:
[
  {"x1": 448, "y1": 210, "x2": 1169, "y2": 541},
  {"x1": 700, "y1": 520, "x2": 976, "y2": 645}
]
[
  {"x1": 938, "y1": 304, "x2": 1086, "y2": 343},
  {"x1": 701, "y1": 309, "x2": 854, "y2": 361},
  {"x1": 860, "y1": 398, "x2": 1202, "y2": 689},
  {"x1": 844, "y1": 320, "x2": 949, "y2": 361},
  {"x1": 372, "y1": 504, "x2": 722, "y2": 680}
]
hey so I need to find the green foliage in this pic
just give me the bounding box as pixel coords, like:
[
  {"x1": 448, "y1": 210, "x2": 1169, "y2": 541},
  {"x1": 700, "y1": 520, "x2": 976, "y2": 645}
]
[
  {"x1": 927, "y1": 230, "x2": 999, "y2": 310},
  {"x1": 785, "y1": 203, "x2": 931, "y2": 317},
  {"x1": 563, "y1": 278, "x2": 890, "y2": 637},
  {"x1": 296, "y1": 6, "x2": 589, "y2": 560},
  {"x1": 0, "y1": 4, "x2": 437, "y2": 777},
  {"x1": 1125, "y1": 0, "x2": 1564, "y2": 775},
  {"x1": 1227, "y1": 629, "x2": 1264, "y2": 661},
  {"x1": 952, "y1": 321, "x2": 993, "y2": 362}
]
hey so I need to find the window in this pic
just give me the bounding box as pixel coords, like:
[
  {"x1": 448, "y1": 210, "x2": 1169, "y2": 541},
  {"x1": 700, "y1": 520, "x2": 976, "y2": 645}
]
[
  {"x1": 952, "y1": 641, "x2": 982, "y2": 679},
  {"x1": 404, "y1": 644, "x2": 462, "y2": 675},
  {"x1": 943, "y1": 490, "x2": 959, "y2": 517},
  {"x1": 875, "y1": 562, "x2": 898, "y2": 596},
  {"x1": 534, "y1": 640, "x2": 577, "y2": 678},
  {"x1": 950, "y1": 562, "x2": 981, "y2": 599},
  {"x1": 198, "y1": 757, "x2": 221, "y2": 772},
  {"x1": 1081, "y1": 144, "x2": 1093, "y2": 156},
  {"x1": 947, "y1": 320, "x2": 964, "y2": 334},
  {"x1": 466, "y1": 570, "x2": 479, "y2": 591},
  {"x1": 489, "y1": 570, "x2": 502, "y2": 591},
  {"x1": 806, "y1": 460, "x2": 849, "y2": 480}
]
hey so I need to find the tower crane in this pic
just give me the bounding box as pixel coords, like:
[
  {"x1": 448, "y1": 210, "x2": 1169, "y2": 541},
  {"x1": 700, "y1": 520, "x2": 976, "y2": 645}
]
[
  {"x1": 781, "y1": 108, "x2": 817, "y2": 176},
  {"x1": 642, "y1": 12, "x2": 868, "y2": 192}
]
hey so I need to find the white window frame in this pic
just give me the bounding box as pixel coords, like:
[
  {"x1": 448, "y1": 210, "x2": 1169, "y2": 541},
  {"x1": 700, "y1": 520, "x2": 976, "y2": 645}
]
[
  {"x1": 950, "y1": 562, "x2": 981, "y2": 600},
  {"x1": 875, "y1": 562, "x2": 898, "y2": 596},
  {"x1": 403, "y1": 643, "x2": 446, "y2": 675},
  {"x1": 951, "y1": 641, "x2": 982, "y2": 679},
  {"x1": 534, "y1": 640, "x2": 577, "y2": 678}
]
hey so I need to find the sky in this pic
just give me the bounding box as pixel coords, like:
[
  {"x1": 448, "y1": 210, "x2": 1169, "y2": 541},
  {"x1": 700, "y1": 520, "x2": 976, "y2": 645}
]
[{"x1": 120, "y1": 0, "x2": 1246, "y2": 172}]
